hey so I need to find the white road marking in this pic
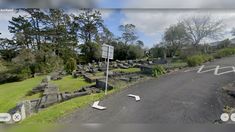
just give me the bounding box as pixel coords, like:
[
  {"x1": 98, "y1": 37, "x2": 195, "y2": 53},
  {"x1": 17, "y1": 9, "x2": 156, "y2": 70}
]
[
  {"x1": 215, "y1": 66, "x2": 235, "y2": 75},
  {"x1": 128, "y1": 94, "x2": 140, "y2": 101},
  {"x1": 197, "y1": 65, "x2": 217, "y2": 73},
  {"x1": 214, "y1": 65, "x2": 219, "y2": 75},
  {"x1": 196, "y1": 65, "x2": 235, "y2": 76},
  {"x1": 92, "y1": 101, "x2": 107, "y2": 110}
]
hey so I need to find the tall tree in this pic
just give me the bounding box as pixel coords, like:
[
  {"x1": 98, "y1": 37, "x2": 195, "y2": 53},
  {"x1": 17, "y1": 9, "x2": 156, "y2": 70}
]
[
  {"x1": 45, "y1": 9, "x2": 78, "y2": 61},
  {"x1": 119, "y1": 24, "x2": 138, "y2": 45},
  {"x1": 74, "y1": 9, "x2": 104, "y2": 43},
  {"x1": 136, "y1": 40, "x2": 144, "y2": 47},
  {"x1": 182, "y1": 15, "x2": 224, "y2": 47},
  {"x1": 164, "y1": 23, "x2": 188, "y2": 57},
  {"x1": 97, "y1": 27, "x2": 115, "y2": 45},
  {"x1": 20, "y1": 9, "x2": 49, "y2": 50},
  {"x1": 8, "y1": 15, "x2": 32, "y2": 49}
]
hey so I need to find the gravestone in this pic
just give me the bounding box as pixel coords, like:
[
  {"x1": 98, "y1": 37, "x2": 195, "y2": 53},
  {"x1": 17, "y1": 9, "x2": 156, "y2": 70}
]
[
  {"x1": 96, "y1": 79, "x2": 113, "y2": 90},
  {"x1": 50, "y1": 72, "x2": 62, "y2": 80},
  {"x1": 32, "y1": 82, "x2": 48, "y2": 93}
]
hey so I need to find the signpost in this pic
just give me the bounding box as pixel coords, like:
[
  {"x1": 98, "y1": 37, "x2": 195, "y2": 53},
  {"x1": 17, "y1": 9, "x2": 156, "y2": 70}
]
[{"x1": 102, "y1": 44, "x2": 114, "y2": 95}]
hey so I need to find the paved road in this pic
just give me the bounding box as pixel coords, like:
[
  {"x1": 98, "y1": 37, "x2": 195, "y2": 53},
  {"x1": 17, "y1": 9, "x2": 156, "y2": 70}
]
[{"x1": 61, "y1": 56, "x2": 235, "y2": 124}]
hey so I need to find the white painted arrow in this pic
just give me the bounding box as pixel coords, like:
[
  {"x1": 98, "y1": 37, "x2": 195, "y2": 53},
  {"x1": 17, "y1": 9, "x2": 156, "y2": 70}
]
[
  {"x1": 92, "y1": 101, "x2": 107, "y2": 110},
  {"x1": 128, "y1": 94, "x2": 140, "y2": 101}
]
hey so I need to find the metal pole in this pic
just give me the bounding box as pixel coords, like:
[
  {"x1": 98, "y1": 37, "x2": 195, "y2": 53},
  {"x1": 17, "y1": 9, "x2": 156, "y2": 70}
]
[{"x1": 105, "y1": 46, "x2": 110, "y2": 95}]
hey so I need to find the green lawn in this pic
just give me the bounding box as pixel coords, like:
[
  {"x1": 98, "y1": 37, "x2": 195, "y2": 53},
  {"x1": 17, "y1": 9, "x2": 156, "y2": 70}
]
[
  {"x1": 51, "y1": 76, "x2": 91, "y2": 92},
  {"x1": 7, "y1": 76, "x2": 143, "y2": 132},
  {"x1": 8, "y1": 84, "x2": 128, "y2": 132},
  {"x1": 94, "y1": 68, "x2": 141, "y2": 77},
  {"x1": 0, "y1": 75, "x2": 92, "y2": 113},
  {"x1": 0, "y1": 76, "x2": 44, "y2": 113},
  {"x1": 1, "y1": 69, "x2": 144, "y2": 132},
  {"x1": 112, "y1": 68, "x2": 140, "y2": 73}
]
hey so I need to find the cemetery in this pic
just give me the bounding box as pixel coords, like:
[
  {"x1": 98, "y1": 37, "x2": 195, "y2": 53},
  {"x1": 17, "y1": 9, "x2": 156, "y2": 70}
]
[
  {"x1": 1, "y1": 8, "x2": 235, "y2": 132},
  {"x1": 1, "y1": 55, "x2": 188, "y2": 123},
  {"x1": 2, "y1": 58, "x2": 154, "y2": 123}
]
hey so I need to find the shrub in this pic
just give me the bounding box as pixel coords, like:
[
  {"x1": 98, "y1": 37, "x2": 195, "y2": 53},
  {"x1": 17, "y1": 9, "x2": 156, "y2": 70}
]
[
  {"x1": 0, "y1": 66, "x2": 32, "y2": 84},
  {"x1": 214, "y1": 48, "x2": 235, "y2": 59},
  {"x1": 0, "y1": 73, "x2": 21, "y2": 83},
  {"x1": 65, "y1": 58, "x2": 77, "y2": 74},
  {"x1": 17, "y1": 66, "x2": 32, "y2": 80},
  {"x1": 0, "y1": 59, "x2": 7, "y2": 73},
  {"x1": 187, "y1": 54, "x2": 214, "y2": 67},
  {"x1": 152, "y1": 65, "x2": 166, "y2": 77}
]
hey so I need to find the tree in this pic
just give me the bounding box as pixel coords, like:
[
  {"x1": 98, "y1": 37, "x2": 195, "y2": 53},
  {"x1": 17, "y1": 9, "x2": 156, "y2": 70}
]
[
  {"x1": 65, "y1": 58, "x2": 77, "y2": 74},
  {"x1": 20, "y1": 8, "x2": 49, "y2": 50},
  {"x1": 8, "y1": 15, "x2": 33, "y2": 49},
  {"x1": 182, "y1": 15, "x2": 224, "y2": 47},
  {"x1": 119, "y1": 24, "x2": 138, "y2": 45},
  {"x1": 217, "y1": 39, "x2": 231, "y2": 49},
  {"x1": 136, "y1": 40, "x2": 144, "y2": 47},
  {"x1": 127, "y1": 44, "x2": 145, "y2": 59},
  {"x1": 41, "y1": 9, "x2": 78, "y2": 61},
  {"x1": 74, "y1": 9, "x2": 104, "y2": 43},
  {"x1": 97, "y1": 27, "x2": 115, "y2": 45},
  {"x1": 79, "y1": 42, "x2": 101, "y2": 62},
  {"x1": 164, "y1": 23, "x2": 188, "y2": 57},
  {"x1": 150, "y1": 44, "x2": 165, "y2": 58}
]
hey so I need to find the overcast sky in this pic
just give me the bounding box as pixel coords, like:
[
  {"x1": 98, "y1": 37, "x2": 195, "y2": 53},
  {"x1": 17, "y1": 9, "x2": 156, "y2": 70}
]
[{"x1": 1, "y1": 0, "x2": 235, "y2": 47}]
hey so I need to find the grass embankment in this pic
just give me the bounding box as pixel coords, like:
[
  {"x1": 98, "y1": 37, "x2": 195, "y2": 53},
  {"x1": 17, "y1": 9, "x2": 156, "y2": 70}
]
[
  {"x1": 0, "y1": 76, "x2": 91, "y2": 113},
  {"x1": 1, "y1": 68, "x2": 141, "y2": 131},
  {"x1": 8, "y1": 73, "x2": 140, "y2": 132},
  {"x1": 0, "y1": 76, "x2": 44, "y2": 113},
  {"x1": 112, "y1": 68, "x2": 141, "y2": 73}
]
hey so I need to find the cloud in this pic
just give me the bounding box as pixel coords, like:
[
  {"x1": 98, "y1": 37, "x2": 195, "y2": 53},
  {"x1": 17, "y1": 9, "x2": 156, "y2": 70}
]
[
  {"x1": 98, "y1": 9, "x2": 114, "y2": 19},
  {"x1": 0, "y1": 9, "x2": 28, "y2": 21},
  {"x1": 121, "y1": 10, "x2": 235, "y2": 43}
]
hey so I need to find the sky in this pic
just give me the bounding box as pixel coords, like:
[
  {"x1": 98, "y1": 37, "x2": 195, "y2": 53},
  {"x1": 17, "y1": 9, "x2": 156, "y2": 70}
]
[{"x1": 1, "y1": 0, "x2": 235, "y2": 48}]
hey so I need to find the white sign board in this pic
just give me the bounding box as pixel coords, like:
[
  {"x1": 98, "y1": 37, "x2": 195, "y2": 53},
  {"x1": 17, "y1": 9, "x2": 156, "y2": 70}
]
[
  {"x1": 101, "y1": 44, "x2": 114, "y2": 95},
  {"x1": 102, "y1": 44, "x2": 114, "y2": 60}
]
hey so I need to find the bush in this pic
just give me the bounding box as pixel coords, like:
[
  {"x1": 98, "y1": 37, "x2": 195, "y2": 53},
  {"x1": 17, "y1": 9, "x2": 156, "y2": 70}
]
[
  {"x1": 33, "y1": 54, "x2": 64, "y2": 74},
  {"x1": 214, "y1": 48, "x2": 235, "y2": 59},
  {"x1": 17, "y1": 66, "x2": 32, "y2": 80},
  {"x1": 0, "y1": 66, "x2": 32, "y2": 84},
  {"x1": 65, "y1": 58, "x2": 77, "y2": 74},
  {"x1": 0, "y1": 59, "x2": 7, "y2": 73},
  {"x1": 187, "y1": 54, "x2": 214, "y2": 67},
  {"x1": 0, "y1": 73, "x2": 21, "y2": 83},
  {"x1": 152, "y1": 65, "x2": 166, "y2": 77}
]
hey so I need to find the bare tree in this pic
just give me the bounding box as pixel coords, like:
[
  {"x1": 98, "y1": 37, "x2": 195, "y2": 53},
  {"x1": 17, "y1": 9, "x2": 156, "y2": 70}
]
[{"x1": 182, "y1": 15, "x2": 224, "y2": 47}]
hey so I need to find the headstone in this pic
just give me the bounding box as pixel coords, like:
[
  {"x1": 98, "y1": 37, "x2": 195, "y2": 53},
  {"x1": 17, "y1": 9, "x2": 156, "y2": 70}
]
[
  {"x1": 32, "y1": 82, "x2": 48, "y2": 93},
  {"x1": 50, "y1": 72, "x2": 62, "y2": 81},
  {"x1": 77, "y1": 64, "x2": 83, "y2": 70},
  {"x1": 104, "y1": 71, "x2": 114, "y2": 76},
  {"x1": 96, "y1": 79, "x2": 113, "y2": 90}
]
